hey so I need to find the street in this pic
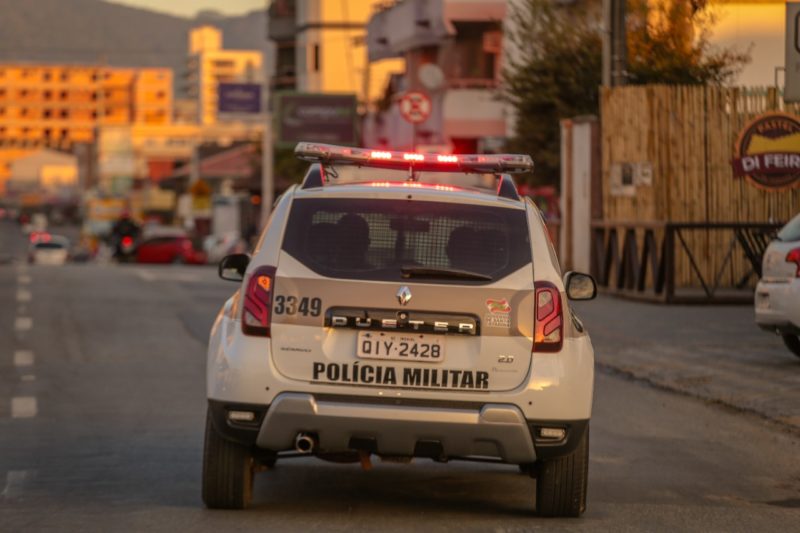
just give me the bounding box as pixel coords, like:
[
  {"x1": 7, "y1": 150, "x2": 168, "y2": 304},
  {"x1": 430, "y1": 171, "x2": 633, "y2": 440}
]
[{"x1": 0, "y1": 220, "x2": 798, "y2": 531}]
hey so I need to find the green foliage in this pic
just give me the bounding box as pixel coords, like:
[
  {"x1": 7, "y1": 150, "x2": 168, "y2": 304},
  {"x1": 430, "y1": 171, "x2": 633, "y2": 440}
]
[
  {"x1": 502, "y1": 0, "x2": 602, "y2": 185},
  {"x1": 274, "y1": 146, "x2": 309, "y2": 189},
  {"x1": 502, "y1": 0, "x2": 750, "y2": 186},
  {"x1": 626, "y1": 0, "x2": 751, "y2": 84}
]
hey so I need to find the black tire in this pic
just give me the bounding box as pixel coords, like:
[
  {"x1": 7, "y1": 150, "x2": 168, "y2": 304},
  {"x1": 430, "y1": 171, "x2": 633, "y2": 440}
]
[
  {"x1": 783, "y1": 334, "x2": 800, "y2": 358},
  {"x1": 534, "y1": 425, "x2": 589, "y2": 517},
  {"x1": 202, "y1": 409, "x2": 255, "y2": 509}
]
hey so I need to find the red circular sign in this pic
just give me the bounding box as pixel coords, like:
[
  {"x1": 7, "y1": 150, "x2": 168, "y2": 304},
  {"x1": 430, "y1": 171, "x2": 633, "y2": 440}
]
[
  {"x1": 399, "y1": 91, "x2": 431, "y2": 124},
  {"x1": 733, "y1": 112, "x2": 800, "y2": 190}
]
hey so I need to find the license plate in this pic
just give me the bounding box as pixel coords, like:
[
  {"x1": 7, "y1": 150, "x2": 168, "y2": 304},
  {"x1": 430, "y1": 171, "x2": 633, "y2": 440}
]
[{"x1": 356, "y1": 331, "x2": 445, "y2": 363}]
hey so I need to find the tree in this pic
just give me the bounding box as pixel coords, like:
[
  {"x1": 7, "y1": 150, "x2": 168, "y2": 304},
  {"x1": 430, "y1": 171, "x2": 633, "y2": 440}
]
[{"x1": 502, "y1": 0, "x2": 750, "y2": 186}]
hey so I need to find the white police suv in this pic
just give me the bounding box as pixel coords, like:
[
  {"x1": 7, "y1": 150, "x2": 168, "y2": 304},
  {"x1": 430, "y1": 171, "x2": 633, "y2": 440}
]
[{"x1": 203, "y1": 143, "x2": 597, "y2": 517}]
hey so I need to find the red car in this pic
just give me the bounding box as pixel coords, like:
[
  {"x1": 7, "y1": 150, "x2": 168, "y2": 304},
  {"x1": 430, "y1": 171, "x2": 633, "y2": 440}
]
[{"x1": 135, "y1": 236, "x2": 206, "y2": 265}]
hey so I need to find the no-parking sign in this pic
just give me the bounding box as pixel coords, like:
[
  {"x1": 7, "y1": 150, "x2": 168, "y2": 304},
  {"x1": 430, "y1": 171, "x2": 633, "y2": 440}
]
[{"x1": 399, "y1": 92, "x2": 431, "y2": 124}]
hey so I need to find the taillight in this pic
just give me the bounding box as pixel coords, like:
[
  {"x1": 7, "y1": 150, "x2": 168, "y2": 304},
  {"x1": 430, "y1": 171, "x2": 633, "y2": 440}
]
[
  {"x1": 787, "y1": 248, "x2": 800, "y2": 278},
  {"x1": 534, "y1": 281, "x2": 563, "y2": 352},
  {"x1": 242, "y1": 266, "x2": 276, "y2": 337},
  {"x1": 121, "y1": 236, "x2": 133, "y2": 247}
]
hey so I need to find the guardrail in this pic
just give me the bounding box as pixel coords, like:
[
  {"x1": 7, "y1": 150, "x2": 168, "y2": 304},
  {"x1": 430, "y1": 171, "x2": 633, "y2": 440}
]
[{"x1": 590, "y1": 221, "x2": 782, "y2": 303}]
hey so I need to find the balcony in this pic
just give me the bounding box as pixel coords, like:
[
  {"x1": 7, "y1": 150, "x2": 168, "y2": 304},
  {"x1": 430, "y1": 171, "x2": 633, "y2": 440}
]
[
  {"x1": 367, "y1": 0, "x2": 506, "y2": 60},
  {"x1": 442, "y1": 88, "x2": 506, "y2": 138}
]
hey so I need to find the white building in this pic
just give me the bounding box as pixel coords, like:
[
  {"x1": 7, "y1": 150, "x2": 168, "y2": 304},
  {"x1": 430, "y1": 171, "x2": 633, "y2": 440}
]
[
  {"x1": 186, "y1": 26, "x2": 264, "y2": 125},
  {"x1": 7, "y1": 148, "x2": 78, "y2": 197}
]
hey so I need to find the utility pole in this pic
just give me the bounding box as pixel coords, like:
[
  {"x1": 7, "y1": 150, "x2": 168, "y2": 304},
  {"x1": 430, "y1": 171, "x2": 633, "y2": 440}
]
[{"x1": 603, "y1": 0, "x2": 627, "y2": 86}]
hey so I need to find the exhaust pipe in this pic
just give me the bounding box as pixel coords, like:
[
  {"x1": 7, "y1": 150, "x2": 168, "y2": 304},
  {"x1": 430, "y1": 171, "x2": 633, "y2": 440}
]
[{"x1": 294, "y1": 433, "x2": 316, "y2": 453}]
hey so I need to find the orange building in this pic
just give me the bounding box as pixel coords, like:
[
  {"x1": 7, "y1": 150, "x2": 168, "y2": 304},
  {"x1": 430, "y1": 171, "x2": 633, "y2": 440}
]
[{"x1": 0, "y1": 63, "x2": 172, "y2": 192}]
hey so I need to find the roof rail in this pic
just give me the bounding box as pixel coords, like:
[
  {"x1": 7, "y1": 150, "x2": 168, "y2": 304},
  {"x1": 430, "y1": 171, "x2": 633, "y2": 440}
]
[
  {"x1": 301, "y1": 163, "x2": 325, "y2": 189},
  {"x1": 497, "y1": 174, "x2": 521, "y2": 201}
]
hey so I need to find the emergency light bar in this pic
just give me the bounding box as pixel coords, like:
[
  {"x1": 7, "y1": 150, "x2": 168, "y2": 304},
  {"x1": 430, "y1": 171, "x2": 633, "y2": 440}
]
[{"x1": 294, "y1": 142, "x2": 534, "y2": 174}]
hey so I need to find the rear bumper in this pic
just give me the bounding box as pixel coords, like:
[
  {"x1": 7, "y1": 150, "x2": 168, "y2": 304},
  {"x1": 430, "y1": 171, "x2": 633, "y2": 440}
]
[
  {"x1": 755, "y1": 280, "x2": 800, "y2": 333},
  {"x1": 209, "y1": 395, "x2": 588, "y2": 464}
]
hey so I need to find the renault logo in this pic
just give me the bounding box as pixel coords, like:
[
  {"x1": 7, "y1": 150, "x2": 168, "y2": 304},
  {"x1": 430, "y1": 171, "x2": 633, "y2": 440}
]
[{"x1": 397, "y1": 286, "x2": 412, "y2": 306}]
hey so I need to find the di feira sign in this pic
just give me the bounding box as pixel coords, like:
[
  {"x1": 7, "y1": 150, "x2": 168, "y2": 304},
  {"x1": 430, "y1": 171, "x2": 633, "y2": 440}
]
[{"x1": 732, "y1": 112, "x2": 800, "y2": 190}]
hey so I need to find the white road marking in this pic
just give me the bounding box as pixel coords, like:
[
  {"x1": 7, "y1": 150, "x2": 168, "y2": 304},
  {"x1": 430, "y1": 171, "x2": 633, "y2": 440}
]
[
  {"x1": 1, "y1": 470, "x2": 34, "y2": 498},
  {"x1": 11, "y1": 397, "x2": 37, "y2": 418},
  {"x1": 14, "y1": 350, "x2": 34, "y2": 367},
  {"x1": 136, "y1": 269, "x2": 200, "y2": 283},
  {"x1": 14, "y1": 317, "x2": 33, "y2": 331},
  {"x1": 135, "y1": 269, "x2": 156, "y2": 282},
  {"x1": 16, "y1": 289, "x2": 31, "y2": 302},
  {"x1": 20, "y1": 375, "x2": 36, "y2": 382},
  {"x1": 17, "y1": 274, "x2": 31, "y2": 285}
]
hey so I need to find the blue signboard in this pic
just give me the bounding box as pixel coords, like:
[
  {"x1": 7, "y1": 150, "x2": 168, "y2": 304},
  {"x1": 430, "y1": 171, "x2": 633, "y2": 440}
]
[{"x1": 218, "y1": 83, "x2": 262, "y2": 114}]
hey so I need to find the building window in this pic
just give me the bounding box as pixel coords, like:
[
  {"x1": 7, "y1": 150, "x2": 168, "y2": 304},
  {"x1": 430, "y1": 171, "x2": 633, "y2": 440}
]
[
  {"x1": 20, "y1": 108, "x2": 28, "y2": 117},
  {"x1": 20, "y1": 89, "x2": 28, "y2": 97},
  {"x1": 60, "y1": 110, "x2": 69, "y2": 119},
  {"x1": 43, "y1": 109, "x2": 52, "y2": 119},
  {"x1": 312, "y1": 44, "x2": 320, "y2": 72},
  {"x1": 43, "y1": 71, "x2": 52, "y2": 81},
  {"x1": 43, "y1": 90, "x2": 52, "y2": 99},
  {"x1": 0, "y1": 89, "x2": 5, "y2": 97},
  {"x1": 61, "y1": 72, "x2": 69, "y2": 81},
  {"x1": 60, "y1": 91, "x2": 68, "y2": 99}
]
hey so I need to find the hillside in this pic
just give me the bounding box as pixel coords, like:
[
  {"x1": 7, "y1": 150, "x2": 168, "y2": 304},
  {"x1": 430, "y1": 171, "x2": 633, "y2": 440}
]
[{"x1": 0, "y1": 0, "x2": 266, "y2": 94}]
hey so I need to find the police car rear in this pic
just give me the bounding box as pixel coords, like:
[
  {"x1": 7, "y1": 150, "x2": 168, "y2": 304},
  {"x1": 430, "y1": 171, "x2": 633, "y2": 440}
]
[{"x1": 204, "y1": 144, "x2": 596, "y2": 517}]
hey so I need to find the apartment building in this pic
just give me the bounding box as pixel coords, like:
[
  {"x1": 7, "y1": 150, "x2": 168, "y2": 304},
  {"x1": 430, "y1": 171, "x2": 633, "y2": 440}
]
[
  {"x1": 0, "y1": 63, "x2": 172, "y2": 192},
  {"x1": 186, "y1": 26, "x2": 264, "y2": 125},
  {"x1": 0, "y1": 64, "x2": 171, "y2": 149},
  {"x1": 363, "y1": 0, "x2": 508, "y2": 152},
  {"x1": 267, "y1": 0, "x2": 404, "y2": 106}
]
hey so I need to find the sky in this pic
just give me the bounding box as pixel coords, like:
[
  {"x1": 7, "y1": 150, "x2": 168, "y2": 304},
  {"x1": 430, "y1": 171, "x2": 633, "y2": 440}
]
[{"x1": 106, "y1": 0, "x2": 265, "y2": 18}]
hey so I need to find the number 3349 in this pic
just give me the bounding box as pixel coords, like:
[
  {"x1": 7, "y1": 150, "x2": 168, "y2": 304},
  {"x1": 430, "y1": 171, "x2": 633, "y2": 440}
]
[{"x1": 273, "y1": 295, "x2": 321, "y2": 317}]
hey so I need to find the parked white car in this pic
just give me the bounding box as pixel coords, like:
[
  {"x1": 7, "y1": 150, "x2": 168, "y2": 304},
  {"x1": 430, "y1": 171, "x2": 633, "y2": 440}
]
[{"x1": 755, "y1": 213, "x2": 800, "y2": 358}]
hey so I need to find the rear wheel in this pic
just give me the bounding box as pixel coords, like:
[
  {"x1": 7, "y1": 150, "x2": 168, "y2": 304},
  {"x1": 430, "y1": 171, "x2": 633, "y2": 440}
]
[
  {"x1": 202, "y1": 409, "x2": 255, "y2": 509},
  {"x1": 783, "y1": 334, "x2": 800, "y2": 358},
  {"x1": 534, "y1": 425, "x2": 589, "y2": 517}
]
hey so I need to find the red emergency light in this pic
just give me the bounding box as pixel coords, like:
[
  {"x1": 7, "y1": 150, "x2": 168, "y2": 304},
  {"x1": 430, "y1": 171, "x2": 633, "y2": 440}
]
[{"x1": 294, "y1": 142, "x2": 534, "y2": 174}]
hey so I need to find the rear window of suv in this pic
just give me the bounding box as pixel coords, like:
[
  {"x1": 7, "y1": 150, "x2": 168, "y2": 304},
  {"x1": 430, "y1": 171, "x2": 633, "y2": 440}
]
[{"x1": 281, "y1": 198, "x2": 532, "y2": 283}]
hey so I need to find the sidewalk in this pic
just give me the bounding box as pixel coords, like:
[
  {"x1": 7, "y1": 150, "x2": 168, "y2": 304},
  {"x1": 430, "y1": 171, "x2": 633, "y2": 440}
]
[{"x1": 574, "y1": 296, "x2": 800, "y2": 432}]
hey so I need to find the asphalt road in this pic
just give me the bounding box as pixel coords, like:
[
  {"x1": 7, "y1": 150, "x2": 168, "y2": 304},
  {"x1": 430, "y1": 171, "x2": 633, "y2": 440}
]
[{"x1": 0, "y1": 220, "x2": 798, "y2": 531}]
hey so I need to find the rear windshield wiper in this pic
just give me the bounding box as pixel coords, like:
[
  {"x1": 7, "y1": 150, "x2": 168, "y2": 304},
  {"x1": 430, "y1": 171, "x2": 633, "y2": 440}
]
[{"x1": 401, "y1": 266, "x2": 493, "y2": 282}]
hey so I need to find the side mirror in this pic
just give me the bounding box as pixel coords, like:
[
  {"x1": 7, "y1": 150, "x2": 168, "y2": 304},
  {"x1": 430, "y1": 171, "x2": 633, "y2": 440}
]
[
  {"x1": 564, "y1": 271, "x2": 597, "y2": 301},
  {"x1": 219, "y1": 254, "x2": 250, "y2": 282}
]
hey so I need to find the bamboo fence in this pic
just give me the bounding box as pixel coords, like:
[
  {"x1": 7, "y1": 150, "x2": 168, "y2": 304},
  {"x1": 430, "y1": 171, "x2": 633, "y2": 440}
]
[{"x1": 600, "y1": 85, "x2": 800, "y2": 289}]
